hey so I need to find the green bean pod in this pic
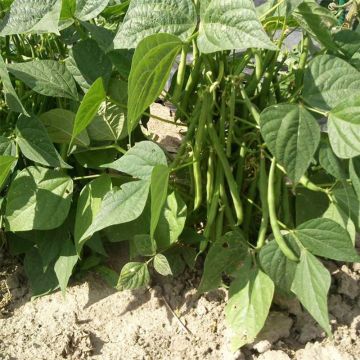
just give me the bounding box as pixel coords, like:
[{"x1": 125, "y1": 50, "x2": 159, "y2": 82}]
[{"x1": 268, "y1": 158, "x2": 298, "y2": 262}]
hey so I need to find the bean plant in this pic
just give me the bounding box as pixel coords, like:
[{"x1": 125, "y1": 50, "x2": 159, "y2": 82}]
[{"x1": 1, "y1": 0, "x2": 360, "y2": 350}]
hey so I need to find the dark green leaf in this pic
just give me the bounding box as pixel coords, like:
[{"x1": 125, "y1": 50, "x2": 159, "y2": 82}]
[
  {"x1": 117, "y1": 262, "x2": 150, "y2": 290},
  {"x1": 133, "y1": 234, "x2": 156, "y2": 256},
  {"x1": 74, "y1": 175, "x2": 112, "y2": 254},
  {"x1": 127, "y1": 33, "x2": 182, "y2": 132},
  {"x1": 113, "y1": 0, "x2": 196, "y2": 49},
  {"x1": 303, "y1": 55, "x2": 360, "y2": 111},
  {"x1": 54, "y1": 237, "x2": 78, "y2": 295},
  {"x1": 260, "y1": 104, "x2": 320, "y2": 182},
  {"x1": 349, "y1": 156, "x2": 360, "y2": 202},
  {"x1": 16, "y1": 115, "x2": 71, "y2": 168},
  {"x1": 198, "y1": 231, "x2": 248, "y2": 293},
  {"x1": 75, "y1": 0, "x2": 110, "y2": 21},
  {"x1": 8, "y1": 60, "x2": 78, "y2": 100},
  {"x1": 295, "y1": 218, "x2": 360, "y2": 262},
  {"x1": 291, "y1": 250, "x2": 331, "y2": 336},
  {"x1": 318, "y1": 141, "x2": 347, "y2": 180},
  {"x1": 5, "y1": 166, "x2": 73, "y2": 231},
  {"x1": 225, "y1": 264, "x2": 274, "y2": 350},
  {"x1": 0, "y1": 155, "x2": 17, "y2": 190}
]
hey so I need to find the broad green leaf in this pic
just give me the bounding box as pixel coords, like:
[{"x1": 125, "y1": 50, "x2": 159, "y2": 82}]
[
  {"x1": 0, "y1": 156, "x2": 17, "y2": 190},
  {"x1": 258, "y1": 239, "x2": 297, "y2": 294},
  {"x1": 87, "y1": 102, "x2": 127, "y2": 142},
  {"x1": 0, "y1": 54, "x2": 28, "y2": 114},
  {"x1": 154, "y1": 254, "x2": 172, "y2": 276},
  {"x1": 0, "y1": 136, "x2": 16, "y2": 157},
  {"x1": 54, "y1": 237, "x2": 78, "y2": 295},
  {"x1": 295, "y1": 218, "x2": 359, "y2": 262},
  {"x1": 133, "y1": 234, "x2": 156, "y2": 256},
  {"x1": 104, "y1": 141, "x2": 167, "y2": 180},
  {"x1": 80, "y1": 180, "x2": 150, "y2": 241},
  {"x1": 113, "y1": 0, "x2": 196, "y2": 49},
  {"x1": 260, "y1": 104, "x2": 320, "y2": 182},
  {"x1": 8, "y1": 60, "x2": 78, "y2": 100},
  {"x1": 127, "y1": 34, "x2": 182, "y2": 132},
  {"x1": 81, "y1": 22, "x2": 115, "y2": 53},
  {"x1": 318, "y1": 141, "x2": 347, "y2": 180},
  {"x1": 333, "y1": 29, "x2": 360, "y2": 58},
  {"x1": 303, "y1": 55, "x2": 360, "y2": 111},
  {"x1": 291, "y1": 250, "x2": 331, "y2": 336},
  {"x1": 108, "y1": 51, "x2": 133, "y2": 78},
  {"x1": 61, "y1": 0, "x2": 76, "y2": 19},
  {"x1": 155, "y1": 191, "x2": 187, "y2": 250},
  {"x1": 332, "y1": 183, "x2": 360, "y2": 230},
  {"x1": 35, "y1": 226, "x2": 69, "y2": 271},
  {"x1": 328, "y1": 95, "x2": 360, "y2": 158},
  {"x1": 198, "y1": 231, "x2": 248, "y2": 293},
  {"x1": 24, "y1": 248, "x2": 58, "y2": 298},
  {"x1": 293, "y1": 1, "x2": 338, "y2": 52},
  {"x1": 16, "y1": 115, "x2": 71, "y2": 168},
  {"x1": 197, "y1": 0, "x2": 276, "y2": 54},
  {"x1": 75, "y1": 0, "x2": 110, "y2": 21},
  {"x1": 66, "y1": 39, "x2": 112, "y2": 91},
  {"x1": 225, "y1": 264, "x2": 274, "y2": 350},
  {"x1": 71, "y1": 77, "x2": 106, "y2": 145},
  {"x1": 40, "y1": 109, "x2": 90, "y2": 147},
  {"x1": 74, "y1": 148, "x2": 117, "y2": 170},
  {"x1": 150, "y1": 164, "x2": 169, "y2": 240},
  {"x1": 0, "y1": 0, "x2": 61, "y2": 35},
  {"x1": 117, "y1": 262, "x2": 150, "y2": 290},
  {"x1": 322, "y1": 203, "x2": 356, "y2": 245},
  {"x1": 349, "y1": 157, "x2": 360, "y2": 202},
  {"x1": 286, "y1": 0, "x2": 304, "y2": 14},
  {"x1": 74, "y1": 175, "x2": 112, "y2": 254},
  {"x1": 86, "y1": 233, "x2": 107, "y2": 256},
  {"x1": 94, "y1": 265, "x2": 118, "y2": 288},
  {"x1": 5, "y1": 166, "x2": 73, "y2": 231}
]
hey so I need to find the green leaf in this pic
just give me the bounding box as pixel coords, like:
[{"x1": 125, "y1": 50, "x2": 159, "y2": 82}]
[
  {"x1": 71, "y1": 77, "x2": 106, "y2": 145},
  {"x1": 104, "y1": 141, "x2": 167, "y2": 180},
  {"x1": 94, "y1": 265, "x2": 118, "y2": 288},
  {"x1": 113, "y1": 0, "x2": 196, "y2": 49},
  {"x1": 40, "y1": 109, "x2": 90, "y2": 147},
  {"x1": 154, "y1": 254, "x2": 172, "y2": 276},
  {"x1": 0, "y1": 155, "x2": 17, "y2": 190},
  {"x1": 349, "y1": 157, "x2": 360, "y2": 202},
  {"x1": 155, "y1": 191, "x2": 187, "y2": 250},
  {"x1": 0, "y1": 0, "x2": 61, "y2": 35},
  {"x1": 133, "y1": 234, "x2": 156, "y2": 256},
  {"x1": 295, "y1": 218, "x2": 360, "y2": 262},
  {"x1": 5, "y1": 166, "x2": 73, "y2": 231},
  {"x1": 198, "y1": 231, "x2": 248, "y2": 293},
  {"x1": 86, "y1": 233, "x2": 107, "y2": 256},
  {"x1": 197, "y1": 0, "x2": 276, "y2": 54},
  {"x1": 54, "y1": 237, "x2": 78, "y2": 295},
  {"x1": 127, "y1": 33, "x2": 182, "y2": 132},
  {"x1": 332, "y1": 183, "x2": 360, "y2": 230},
  {"x1": 117, "y1": 262, "x2": 150, "y2": 290},
  {"x1": 74, "y1": 148, "x2": 117, "y2": 170},
  {"x1": 24, "y1": 247, "x2": 58, "y2": 298},
  {"x1": 291, "y1": 250, "x2": 331, "y2": 336},
  {"x1": 16, "y1": 115, "x2": 71, "y2": 168},
  {"x1": 66, "y1": 39, "x2": 112, "y2": 91},
  {"x1": 150, "y1": 164, "x2": 169, "y2": 240},
  {"x1": 303, "y1": 55, "x2": 360, "y2": 111},
  {"x1": 8, "y1": 60, "x2": 78, "y2": 100},
  {"x1": 35, "y1": 226, "x2": 69, "y2": 271},
  {"x1": 260, "y1": 104, "x2": 320, "y2": 182},
  {"x1": 318, "y1": 141, "x2": 347, "y2": 180},
  {"x1": 333, "y1": 29, "x2": 360, "y2": 58},
  {"x1": 0, "y1": 136, "x2": 16, "y2": 157},
  {"x1": 322, "y1": 202, "x2": 356, "y2": 245},
  {"x1": 293, "y1": 1, "x2": 338, "y2": 52},
  {"x1": 0, "y1": 54, "x2": 28, "y2": 114},
  {"x1": 328, "y1": 95, "x2": 360, "y2": 159},
  {"x1": 81, "y1": 22, "x2": 115, "y2": 53},
  {"x1": 75, "y1": 0, "x2": 110, "y2": 21},
  {"x1": 74, "y1": 175, "x2": 112, "y2": 254},
  {"x1": 61, "y1": 0, "x2": 76, "y2": 20},
  {"x1": 80, "y1": 180, "x2": 150, "y2": 242},
  {"x1": 259, "y1": 239, "x2": 297, "y2": 294},
  {"x1": 87, "y1": 102, "x2": 127, "y2": 142},
  {"x1": 225, "y1": 264, "x2": 274, "y2": 350}
]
